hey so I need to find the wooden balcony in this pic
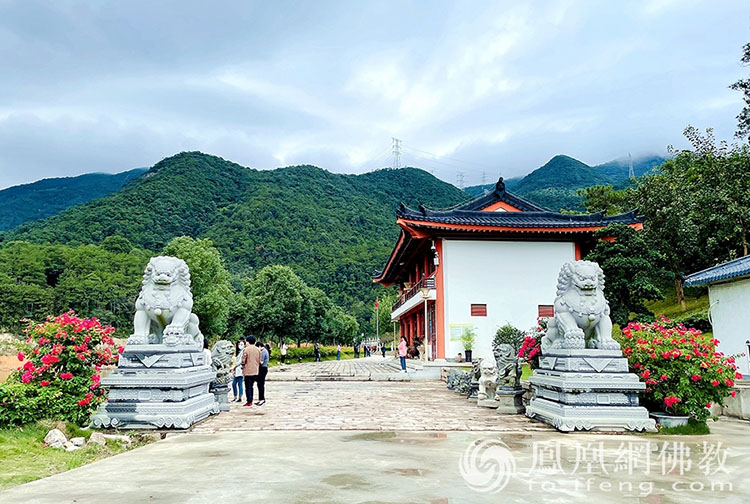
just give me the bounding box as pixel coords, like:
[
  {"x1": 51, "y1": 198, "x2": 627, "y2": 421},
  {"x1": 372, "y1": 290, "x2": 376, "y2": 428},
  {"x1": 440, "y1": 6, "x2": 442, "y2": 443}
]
[{"x1": 392, "y1": 275, "x2": 436, "y2": 312}]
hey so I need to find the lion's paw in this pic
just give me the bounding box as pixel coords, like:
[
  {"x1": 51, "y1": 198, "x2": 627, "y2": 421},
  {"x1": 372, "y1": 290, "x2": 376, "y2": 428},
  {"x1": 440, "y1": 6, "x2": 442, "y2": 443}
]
[
  {"x1": 601, "y1": 339, "x2": 621, "y2": 351},
  {"x1": 127, "y1": 334, "x2": 147, "y2": 345}
]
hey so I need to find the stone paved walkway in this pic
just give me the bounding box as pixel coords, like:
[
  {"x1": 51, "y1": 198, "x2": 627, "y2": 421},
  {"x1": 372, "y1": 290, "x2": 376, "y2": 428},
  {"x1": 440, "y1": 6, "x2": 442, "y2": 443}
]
[
  {"x1": 269, "y1": 355, "x2": 424, "y2": 381},
  {"x1": 193, "y1": 380, "x2": 550, "y2": 433}
]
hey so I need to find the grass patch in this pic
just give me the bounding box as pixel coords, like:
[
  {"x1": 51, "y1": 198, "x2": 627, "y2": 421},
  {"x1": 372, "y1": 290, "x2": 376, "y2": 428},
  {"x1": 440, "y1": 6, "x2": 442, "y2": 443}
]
[
  {"x1": 0, "y1": 421, "x2": 153, "y2": 491},
  {"x1": 645, "y1": 293, "x2": 709, "y2": 319},
  {"x1": 644, "y1": 417, "x2": 712, "y2": 436},
  {"x1": 521, "y1": 364, "x2": 533, "y2": 381}
]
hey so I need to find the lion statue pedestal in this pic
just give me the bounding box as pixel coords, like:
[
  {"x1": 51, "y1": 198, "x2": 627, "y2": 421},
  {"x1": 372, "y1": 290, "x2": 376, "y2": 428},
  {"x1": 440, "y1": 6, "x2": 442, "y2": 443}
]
[
  {"x1": 91, "y1": 256, "x2": 220, "y2": 430},
  {"x1": 526, "y1": 260, "x2": 656, "y2": 432}
]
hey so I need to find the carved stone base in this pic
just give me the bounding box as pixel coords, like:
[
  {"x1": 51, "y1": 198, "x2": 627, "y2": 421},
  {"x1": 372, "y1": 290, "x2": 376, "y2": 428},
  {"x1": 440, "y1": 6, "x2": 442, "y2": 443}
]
[
  {"x1": 210, "y1": 383, "x2": 231, "y2": 412},
  {"x1": 91, "y1": 393, "x2": 218, "y2": 429},
  {"x1": 526, "y1": 398, "x2": 655, "y2": 432},
  {"x1": 527, "y1": 349, "x2": 655, "y2": 432},
  {"x1": 477, "y1": 398, "x2": 500, "y2": 409},
  {"x1": 495, "y1": 389, "x2": 525, "y2": 414},
  {"x1": 91, "y1": 345, "x2": 218, "y2": 430}
]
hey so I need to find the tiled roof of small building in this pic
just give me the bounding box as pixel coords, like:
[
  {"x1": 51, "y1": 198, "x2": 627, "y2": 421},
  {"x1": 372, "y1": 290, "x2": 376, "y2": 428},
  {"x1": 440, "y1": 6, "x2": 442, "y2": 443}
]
[
  {"x1": 684, "y1": 255, "x2": 750, "y2": 287},
  {"x1": 397, "y1": 206, "x2": 640, "y2": 229}
]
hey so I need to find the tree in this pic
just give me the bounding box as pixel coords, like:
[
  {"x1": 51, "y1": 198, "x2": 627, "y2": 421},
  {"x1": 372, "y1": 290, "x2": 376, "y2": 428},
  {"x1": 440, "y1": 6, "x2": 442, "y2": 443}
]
[
  {"x1": 730, "y1": 42, "x2": 750, "y2": 142},
  {"x1": 628, "y1": 157, "x2": 705, "y2": 311},
  {"x1": 585, "y1": 224, "x2": 670, "y2": 325},
  {"x1": 242, "y1": 265, "x2": 306, "y2": 344},
  {"x1": 577, "y1": 185, "x2": 629, "y2": 216},
  {"x1": 162, "y1": 236, "x2": 233, "y2": 338}
]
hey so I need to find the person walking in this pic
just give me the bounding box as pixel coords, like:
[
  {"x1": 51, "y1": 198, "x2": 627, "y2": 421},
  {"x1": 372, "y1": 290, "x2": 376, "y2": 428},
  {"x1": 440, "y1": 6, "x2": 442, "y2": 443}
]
[
  {"x1": 336, "y1": 344, "x2": 341, "y2": 360},
  {"x1": 255, "y1": 340, "x2": 269, "y2": 406},
  {"x1": 353, "y1": 342, "x2": 359, "y2": 358},
  {"x1": 398, "y1": 336, "x2": 408, "y2": 373},
  {"x1": 314, "y1": 341, "x2": 321, "y2": 362},
  {"x1": 381, "y1": 343, "x2": 386, "y2": 358},
  {"x1": 231, "y1": 339, "x2": 245, "y2": 402},
  {"x1": 202, "y1": 337, "x2": 212, "y2": 367},
  {"x1": 280, "y1": 341, "x2": 288, "y2": 364},
  {"x1": 241, "y1": 336, "x2": 261, "y2": 406}
]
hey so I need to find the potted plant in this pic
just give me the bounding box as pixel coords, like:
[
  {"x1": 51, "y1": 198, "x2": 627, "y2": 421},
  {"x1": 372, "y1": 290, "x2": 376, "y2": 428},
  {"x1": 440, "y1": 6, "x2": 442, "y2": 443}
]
[
  {"x1": 615, "y1": 317, "x2": 742, "y2": 428},
  {"x1": 460, "y1": 327, "x2": 475, "y2": 362}
]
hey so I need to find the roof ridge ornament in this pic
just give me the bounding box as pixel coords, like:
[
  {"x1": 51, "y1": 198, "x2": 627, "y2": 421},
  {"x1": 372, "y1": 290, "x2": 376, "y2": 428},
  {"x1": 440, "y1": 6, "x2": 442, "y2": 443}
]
[{"x1": 495, "y1": 177, "x2": 505, "y2": 194}]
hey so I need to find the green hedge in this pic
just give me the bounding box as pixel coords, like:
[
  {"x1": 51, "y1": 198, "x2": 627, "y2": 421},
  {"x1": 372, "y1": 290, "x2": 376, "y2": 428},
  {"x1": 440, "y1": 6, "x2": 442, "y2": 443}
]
[{"x1": 269, "y1": 345, "x2": 354, "y2": 361}]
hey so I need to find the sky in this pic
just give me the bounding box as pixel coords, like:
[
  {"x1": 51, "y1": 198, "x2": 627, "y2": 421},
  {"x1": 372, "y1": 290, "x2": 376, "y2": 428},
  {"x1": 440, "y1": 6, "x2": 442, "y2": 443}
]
[{"x1": 0, "y1": 0, "x2": 748, "y2": 189}]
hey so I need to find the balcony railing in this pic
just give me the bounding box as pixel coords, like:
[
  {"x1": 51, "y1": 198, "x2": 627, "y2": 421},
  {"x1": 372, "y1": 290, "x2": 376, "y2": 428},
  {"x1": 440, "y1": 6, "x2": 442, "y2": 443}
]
[{"x1": 392, "y1": 275, "x2": 436, "y2": 312}]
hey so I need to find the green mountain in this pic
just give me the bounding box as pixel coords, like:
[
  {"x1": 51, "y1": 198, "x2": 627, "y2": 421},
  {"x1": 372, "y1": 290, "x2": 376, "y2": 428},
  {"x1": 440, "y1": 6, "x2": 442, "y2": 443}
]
[
  {"x1": 0, "y1": 168, "x2": 146, "y2": 231},
  {"x1": 464, "y1": 154, "x2": 667, "y2": 211},
  {"x1": 2, "y1": 152, "x2": 469, "y2": 324}
]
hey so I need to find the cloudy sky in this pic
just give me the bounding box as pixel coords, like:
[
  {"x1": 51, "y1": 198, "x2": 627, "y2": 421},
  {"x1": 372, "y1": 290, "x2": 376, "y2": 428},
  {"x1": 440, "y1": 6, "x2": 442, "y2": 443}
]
[{"x1": 0, "y1": 0, "x2": 748, "y2": 189}]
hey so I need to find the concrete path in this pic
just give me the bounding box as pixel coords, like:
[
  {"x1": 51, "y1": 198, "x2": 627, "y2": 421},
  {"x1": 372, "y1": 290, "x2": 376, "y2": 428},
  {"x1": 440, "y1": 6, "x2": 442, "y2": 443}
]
[
  {"x1": 3, "y1": 359, "x2": 750, "y2": 503},
  {"x1": 3, "y1": 420, "x2": 748, "y2": 503},
  {"x1": 193, "y1": 381, "x2": 549, "y2": 433},
  {"x1": 269, "y1": 355, "x2": 425, "y2": 381}
]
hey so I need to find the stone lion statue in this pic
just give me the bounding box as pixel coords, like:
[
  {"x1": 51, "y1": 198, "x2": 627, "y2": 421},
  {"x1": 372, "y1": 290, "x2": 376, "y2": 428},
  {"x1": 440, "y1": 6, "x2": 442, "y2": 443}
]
[
  {"x1": 477, "y1": 359, "x2": 499, "y2": 400},
  {"x1": 211, "y1": 340, "x2": 234, "y2": 385},
  {"x1": 126, "y1": 256, "x2": 204, "y2": 347},
  {"x1": 495, "y1": 343, "x2": 521, "y2": 389},
  {"x1": 541, "y1": 260, "x2": 620, "y2": 351}
]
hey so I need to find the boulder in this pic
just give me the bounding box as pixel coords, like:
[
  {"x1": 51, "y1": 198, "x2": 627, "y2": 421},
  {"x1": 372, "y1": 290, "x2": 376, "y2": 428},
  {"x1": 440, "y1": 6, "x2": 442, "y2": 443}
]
[
  {"x1": 70, "y1": 437, "x2": 86, "y2": 447},
  {"x1": 43, "y1": 428, "x2": 67, "y2": 448},
  {"x1": 87, "y1": 431, "x2": 107, "y2": 447},
  {"x1": 65, "y1": 441, "x2": 80, "y2": 452}
]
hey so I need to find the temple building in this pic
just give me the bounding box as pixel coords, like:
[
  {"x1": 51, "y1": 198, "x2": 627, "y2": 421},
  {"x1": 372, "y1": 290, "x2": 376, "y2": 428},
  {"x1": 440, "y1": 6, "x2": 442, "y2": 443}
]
[{"x1": 373, "y1": 178, "x2": 642, "y2": 361}]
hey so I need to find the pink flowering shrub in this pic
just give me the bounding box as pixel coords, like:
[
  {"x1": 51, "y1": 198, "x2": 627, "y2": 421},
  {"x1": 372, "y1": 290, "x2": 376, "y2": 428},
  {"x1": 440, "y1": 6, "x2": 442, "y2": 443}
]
[
  {"x1": 518, "y1": 318, "x2": 547, "y2": 369},
  {"x1": 616, "y1": 317, "x2": 742, "y2": 422},
  {"x1": 0, "y1": 311, "x2": 121, "y2": 426}
]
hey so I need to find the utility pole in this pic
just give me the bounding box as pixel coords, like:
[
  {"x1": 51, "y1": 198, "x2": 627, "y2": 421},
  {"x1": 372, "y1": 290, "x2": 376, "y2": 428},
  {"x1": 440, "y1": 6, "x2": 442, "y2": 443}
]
[
  {"x1": 456, "y1": 171, "x2": 465, "y2": 190},
  {"x1": 481, "y1": 171, "x2": 489, "y2": 194},
  {"x1": 392, "y1": 138, "x2": 402, "y2": 169},
  {"x1": 375, "y1": 298, "x2": 380, "y2": 343}
]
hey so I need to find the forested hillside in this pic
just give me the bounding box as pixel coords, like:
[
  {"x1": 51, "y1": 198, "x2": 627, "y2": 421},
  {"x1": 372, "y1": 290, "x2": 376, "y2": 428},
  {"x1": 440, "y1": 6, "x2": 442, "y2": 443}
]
[
  {"x1": 1, "y1": 152, "x2": 469, "y2": 328},
  {"x1": 0, "y1": 168, "x2": 146, "y2": 231}
]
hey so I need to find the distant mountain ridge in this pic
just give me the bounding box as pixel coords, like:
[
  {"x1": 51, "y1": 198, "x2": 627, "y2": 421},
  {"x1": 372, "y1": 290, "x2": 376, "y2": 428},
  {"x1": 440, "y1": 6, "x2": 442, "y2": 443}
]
[
  {"x1": 464, "y1": 153, "x2": 667, "y2": 210},
  {"x1": 1, "y1": 152, "x2": 468, "y2": 326},
  {"x1": 0, "y1": 168, "x2": 147, "y2": 231}
]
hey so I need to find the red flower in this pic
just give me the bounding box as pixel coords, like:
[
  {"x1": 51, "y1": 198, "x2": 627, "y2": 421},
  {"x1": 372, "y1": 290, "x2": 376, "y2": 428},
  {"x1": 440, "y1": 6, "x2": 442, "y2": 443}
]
[
  {"x1": 40, "y1": 380, "x2": 50, "y2": 387},
  {"x1": 660, "y1": 374, "x2": 668, "y2": 381},
  {"x1": 41, "y1": 354, "x2": 60, "y2": 366},
  {"x1": 725, "y1": 379, "x2": 735, "y2": 387},
  {"x1": 23, "y1": 361, "x2": 34, "y2": 370},
  {"x1": 736, "y1": 372, "x2": 744, "y2": 379},
  {"x1": 60, "y1": 372, "x2": 74, "y2": 380},
  {"x1": 711, "y1": 380, "x2": 720, "y2": 387},
  {"x1": 732, "y1": 391, "x2": 737, "y2": 398},
  {"x1": 691, "y1": 374, "x2": 702, "y2": 382},
  {"x1": 706, "y1": 402, "x2": 712, "y2": 408},
  {"x1": 640, "y1": 370, "x2": 651, "y2": 379},
  {"x1": 664, "y1": 395, "x2": 681, "y2": 407},
  {"x1": 17, "y1": 352, "x2": 24, "y2": 361}
]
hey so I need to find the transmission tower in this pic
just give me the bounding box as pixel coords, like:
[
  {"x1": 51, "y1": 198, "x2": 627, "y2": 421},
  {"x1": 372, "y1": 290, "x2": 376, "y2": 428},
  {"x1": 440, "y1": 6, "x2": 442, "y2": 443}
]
[
  {"x1": 456, "y1": 171, "x2": 465, "y2": 190},
  {"x1": 481, "y1": 171, "x2": 489, "y2": 194},
  {"x1": 392, "y1": 138, "x2": 402, "y2": 169},
  {"x1": 628, "y1": 152, "x2": 635, "y2": 179}
]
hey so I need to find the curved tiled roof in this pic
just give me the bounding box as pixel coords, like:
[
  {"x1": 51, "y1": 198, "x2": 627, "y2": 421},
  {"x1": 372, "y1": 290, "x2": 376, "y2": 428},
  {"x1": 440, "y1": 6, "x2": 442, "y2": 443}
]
[
  {"x1": 397, "y1": 207, "x2": 641, "y2": 229},
  {"x1": 454, "y1": 177, "x2": 547, "y2": 212},
  {"x1": 684, "y1": 255, "x2": 750, "y2": 287}
]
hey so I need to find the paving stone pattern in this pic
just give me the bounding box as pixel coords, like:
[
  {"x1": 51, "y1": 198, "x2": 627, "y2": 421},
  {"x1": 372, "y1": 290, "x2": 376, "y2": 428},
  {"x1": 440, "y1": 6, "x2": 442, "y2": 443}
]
[
  {"x1": 192, "y1": 380, "x2": 551, "y2": 433},
  {"x1": 268, "y1": 355, "x2": 421, "y2": 381}
]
